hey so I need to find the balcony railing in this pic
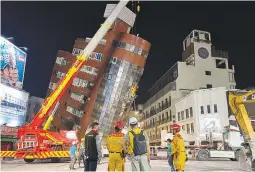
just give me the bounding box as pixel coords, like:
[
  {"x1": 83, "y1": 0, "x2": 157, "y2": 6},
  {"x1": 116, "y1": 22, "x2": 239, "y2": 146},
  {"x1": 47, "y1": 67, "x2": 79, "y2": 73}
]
[{"x1": 147, "y1": 103, "x2": 172, "y2": 118}]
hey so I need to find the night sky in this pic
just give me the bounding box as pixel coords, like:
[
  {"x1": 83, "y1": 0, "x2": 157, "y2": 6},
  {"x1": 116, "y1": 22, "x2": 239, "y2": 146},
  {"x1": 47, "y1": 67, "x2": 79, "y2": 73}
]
[{"x1": 2, "y1": 1, "x2": 255, "y2": 103}]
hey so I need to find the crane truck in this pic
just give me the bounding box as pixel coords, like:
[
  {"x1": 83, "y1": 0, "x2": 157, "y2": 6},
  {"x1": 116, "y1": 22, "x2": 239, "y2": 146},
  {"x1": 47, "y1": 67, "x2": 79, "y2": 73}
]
[{"x1": 0, "y1": 0, "x2": 130, "y2": 163}]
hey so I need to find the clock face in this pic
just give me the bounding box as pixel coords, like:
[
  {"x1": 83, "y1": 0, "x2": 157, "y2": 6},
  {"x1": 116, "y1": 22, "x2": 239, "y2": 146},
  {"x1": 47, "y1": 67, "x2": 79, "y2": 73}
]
[{"x1": 198, "y1": 47, "x2": 209, "y2": 59}]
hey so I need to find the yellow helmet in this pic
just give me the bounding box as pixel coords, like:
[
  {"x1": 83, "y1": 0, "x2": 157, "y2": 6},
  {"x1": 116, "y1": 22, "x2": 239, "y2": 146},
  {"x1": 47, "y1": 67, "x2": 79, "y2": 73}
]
[{"x1": 81, "y1": 138, "x2": 85, "y2": 142}]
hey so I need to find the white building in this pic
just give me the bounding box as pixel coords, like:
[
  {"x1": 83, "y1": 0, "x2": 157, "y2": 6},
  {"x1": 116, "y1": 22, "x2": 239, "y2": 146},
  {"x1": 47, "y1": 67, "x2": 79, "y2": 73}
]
[
  {"x1": 175, "y1": 87, "x2": 231, "y2": 145},
  {"x1": 141, "y1": 30, "x2": 236, "y2": 146}
]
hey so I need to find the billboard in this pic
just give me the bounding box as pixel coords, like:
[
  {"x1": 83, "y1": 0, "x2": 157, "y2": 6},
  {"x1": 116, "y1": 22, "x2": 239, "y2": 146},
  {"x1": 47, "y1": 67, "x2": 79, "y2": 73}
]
[
  {"x1": 0, "y1": 36, "x2": 27, "y2": 89},
  {"x1": 0, "y1": 83, "x2": 29, "y2": 127}
]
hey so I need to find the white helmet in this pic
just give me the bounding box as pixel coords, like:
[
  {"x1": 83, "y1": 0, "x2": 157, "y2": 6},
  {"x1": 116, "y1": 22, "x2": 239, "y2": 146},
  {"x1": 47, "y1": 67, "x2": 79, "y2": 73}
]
[
  {"x1": 129, "y1": 117, "x2": 138, "y2": 125},
  {"x1": 72, "y1": 141, "x2": 76, "y2": 145}
]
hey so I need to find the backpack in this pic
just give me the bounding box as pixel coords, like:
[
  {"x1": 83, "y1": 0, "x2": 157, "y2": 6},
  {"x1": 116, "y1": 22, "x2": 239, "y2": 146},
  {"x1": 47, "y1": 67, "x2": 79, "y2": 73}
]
[{"x1": 130, "y1": 130, "x2": 147, "y2": 156}]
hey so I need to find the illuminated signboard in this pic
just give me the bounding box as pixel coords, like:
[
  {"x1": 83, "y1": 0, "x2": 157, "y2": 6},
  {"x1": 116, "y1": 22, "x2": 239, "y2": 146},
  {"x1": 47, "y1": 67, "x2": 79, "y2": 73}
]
[
  {"x1": 0, "y1": 83, "x2": 29, "y2": 127},
  {"x1": 0, "y1": 36, "x2": 27, "y2": 89}
]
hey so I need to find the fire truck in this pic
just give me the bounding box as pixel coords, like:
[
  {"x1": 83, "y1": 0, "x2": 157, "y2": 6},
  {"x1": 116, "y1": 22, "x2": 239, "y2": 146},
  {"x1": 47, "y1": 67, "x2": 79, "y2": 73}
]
[{"x1": 0, "y1": 0, "x2": 130, "y2": 163}]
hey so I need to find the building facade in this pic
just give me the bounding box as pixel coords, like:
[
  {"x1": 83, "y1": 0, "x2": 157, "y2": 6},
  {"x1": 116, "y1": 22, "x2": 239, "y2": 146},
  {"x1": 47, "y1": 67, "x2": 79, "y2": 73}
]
[
  {"x1": 46, "y1": 5, "x2": 151, "y2": 136},
  {"x1": 141, "y1": 30, "x2": 236, "y2": 146},
  {"x1": 26, "y1": 96, "x2": 44, "y2": 123},
  {"x1": 174, "y1": 87, "x2": 231, "y2": 145}
]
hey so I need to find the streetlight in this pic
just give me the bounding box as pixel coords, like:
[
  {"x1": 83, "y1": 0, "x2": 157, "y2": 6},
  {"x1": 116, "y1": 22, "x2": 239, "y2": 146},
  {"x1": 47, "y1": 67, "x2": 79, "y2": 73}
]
[{"x1": 19, "y1": 47, "x2": 28, "y2": 51}]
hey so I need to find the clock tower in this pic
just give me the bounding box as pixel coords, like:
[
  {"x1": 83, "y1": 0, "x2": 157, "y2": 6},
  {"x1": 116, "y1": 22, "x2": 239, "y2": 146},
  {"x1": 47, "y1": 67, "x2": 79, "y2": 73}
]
[{"x1": 182, "y1": 30, "x2": 213, "y2": 66}]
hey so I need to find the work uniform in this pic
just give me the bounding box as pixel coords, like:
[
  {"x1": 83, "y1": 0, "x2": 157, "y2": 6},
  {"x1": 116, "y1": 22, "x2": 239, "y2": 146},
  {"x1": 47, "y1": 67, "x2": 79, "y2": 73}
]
[
  {"x1": 124, "y1": 128, "x2": 150, "y2": 171},
  {"x1": 106, "y1": 132, "x2": 125, "y2": 172},
  {"x1": 171, "y1": 132, "x2": 186, "y2": 171},
  {"x1": 84, "y1": 130, "x2": 102, "y2": 172}
]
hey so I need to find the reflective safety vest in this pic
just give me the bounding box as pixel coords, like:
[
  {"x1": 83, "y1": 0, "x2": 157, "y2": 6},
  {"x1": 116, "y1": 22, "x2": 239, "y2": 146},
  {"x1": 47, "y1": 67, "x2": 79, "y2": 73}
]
[{"x1": 106, "y1": 132, "x2": 125, "y2": 153}]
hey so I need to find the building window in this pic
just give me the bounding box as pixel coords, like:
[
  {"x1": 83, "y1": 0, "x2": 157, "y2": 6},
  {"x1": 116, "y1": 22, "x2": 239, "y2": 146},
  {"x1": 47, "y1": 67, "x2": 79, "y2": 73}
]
[
  {"x1": 71, "y1": 92, "x2": 84, "y2": 102},
  {"x1": 166, "y1": 112, "x2": 169, "y2": 120},
  {"x1": 80, "y1": 65, "x2": 98, "y2": 75},
  {"x1": 206, "y1": 84, "x2": 212, "y2": 88},
  {"x1": 205, "y1": 71, "x2": 211, "y2": 76},
  {"x1": 181, "y1": 111, "x2": 184, "y2": 120},
  {"x1": 72, "y1": 78, "x2": 89, "y2": 88},
  {"x1": 230, "y1": 85, "x2": 235, "y2": 89},
  {"x1": 56, "y1": 71, "x2": 65, "y2": 79},
  {"x1": 229, "y1": 72, "x2": 235, "y2": 82},
  {"x1": 187, "y1": 124, "x2": 190, "y2": 134},
  {"x1": 66, "y1": 106, "x2": 83, "y2": 117},
  {"x1": 170, "y1": 110, "x2": 172, "y2": 121},
  {"x1": 191, "y1": 123, "x2": 194, "y2": 133},
  {"x1": 49, "y1": 82, "x2": 57, "y2": 90},
  {"x1": 178, "y1": 112, "x2": 180, "y2": 121},
  {"x1": 207, "y1": 105, "x2": 211, "y2": 114},
  {"x1": 200, "y1": 106, "x2": 204, "y2": 114},
  {"x1": 190, "y1": 107, "x2": 193, "y2": 117},
  {"x1": 182, "y1": 125, "x2": 185, "y2": 131},
  {"x1": 214, "y1": 104, "x2": 218, "y2": 113},
  {"x1": 169, "y1": 96, "x2": 171, "y2": 107},
  {"x1": 186, "y1": 109, "x2": 189, "y2": 119},
  {"x1": 165, "y1": 98, "x2": 168, "y2": 108},
  {"x1": 56, "y1": 57, "x2": 67, "y2": 66},
  {"x1": 112, "y1": 40, "x2": 149, "y2": 58}
]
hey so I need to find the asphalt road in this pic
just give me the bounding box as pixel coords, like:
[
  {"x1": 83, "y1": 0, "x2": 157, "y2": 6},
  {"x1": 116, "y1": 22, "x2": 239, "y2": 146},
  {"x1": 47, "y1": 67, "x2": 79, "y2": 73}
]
[{"x1": 1, "y1": 158, "x2": 245, "y2": 171}]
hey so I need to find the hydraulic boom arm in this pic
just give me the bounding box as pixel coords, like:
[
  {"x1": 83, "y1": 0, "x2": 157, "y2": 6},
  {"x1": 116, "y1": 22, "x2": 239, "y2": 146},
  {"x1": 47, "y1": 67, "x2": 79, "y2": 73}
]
[
  {"x1": 228, "y1": 89, "x2": 255, "y2": 170},
  {"x1": 27, "y1": 0, "x2": 130, "y2": 129},
  {"x1": 228, "y1": 89, "x2": 255, "y2": 140}
]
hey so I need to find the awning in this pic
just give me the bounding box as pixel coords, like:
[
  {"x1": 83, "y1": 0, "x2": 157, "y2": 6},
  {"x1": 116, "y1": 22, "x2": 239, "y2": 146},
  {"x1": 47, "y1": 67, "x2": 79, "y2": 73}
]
[{"x1": 1, "y1": 138, "x2": 18, "y2": 142}]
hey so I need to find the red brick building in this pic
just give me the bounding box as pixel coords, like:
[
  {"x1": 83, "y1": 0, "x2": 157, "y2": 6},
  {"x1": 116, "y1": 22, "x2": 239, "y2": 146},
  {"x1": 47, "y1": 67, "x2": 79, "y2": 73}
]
[{"x1": 46, "y1": 4, "x2": 151, "y2": 135}]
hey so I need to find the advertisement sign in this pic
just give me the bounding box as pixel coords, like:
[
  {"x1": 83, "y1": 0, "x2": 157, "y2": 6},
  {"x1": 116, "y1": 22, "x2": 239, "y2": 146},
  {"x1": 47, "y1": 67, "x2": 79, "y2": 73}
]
[
  {"x1": 0, "y1": 126, "x2": 18, "y2": 137},
  {"x1": 59, "y1": 130, "x2": 77, "y2": 140},
  {"x1": 0, "y1": 36, "x2": 27, "y2": 89},
  {"x1": 199, "y1": 114, "x2": 221, "y2": 134},
  {"x1": 0, "y1": 83, "x2": 29, "y2": 127}
]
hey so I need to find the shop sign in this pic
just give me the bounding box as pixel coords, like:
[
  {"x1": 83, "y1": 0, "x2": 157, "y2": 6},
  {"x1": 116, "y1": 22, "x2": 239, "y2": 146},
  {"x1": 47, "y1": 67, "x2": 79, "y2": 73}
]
[{"x1": 0, "y1": 126, "x2": 18, "y2": 137}]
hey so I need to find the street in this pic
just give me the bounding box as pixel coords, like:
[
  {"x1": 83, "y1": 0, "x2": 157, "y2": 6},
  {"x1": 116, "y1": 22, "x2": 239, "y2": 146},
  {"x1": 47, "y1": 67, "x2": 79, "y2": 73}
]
[{"x1": 1, "y1": 158, "x2": 245, "y2": 171}]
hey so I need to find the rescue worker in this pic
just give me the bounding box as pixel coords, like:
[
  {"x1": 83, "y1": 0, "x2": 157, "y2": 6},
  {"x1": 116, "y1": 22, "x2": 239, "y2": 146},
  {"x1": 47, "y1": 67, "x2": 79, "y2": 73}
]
[
  {"x1": 106, "y1": 121, "x2": 125, "y2": 172},
  {"x1": 77, "y1": 138, "x2": 85, "y2": 168},
  {"x1": 122, "y1": 117, "x2": 151, "y2": 171},
  {"x1": 171, "y1": 124, "x2": 186, "y2": 172},
  {"x1": 84, "y1": 121, "x2": 102, "y2": 172}
]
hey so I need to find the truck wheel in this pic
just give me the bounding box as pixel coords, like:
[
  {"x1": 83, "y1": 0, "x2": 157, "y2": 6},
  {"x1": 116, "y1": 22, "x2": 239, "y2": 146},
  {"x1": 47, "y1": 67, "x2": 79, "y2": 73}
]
[
  {"x1": 235, "y1": 150, "x2": 241, "y2": 161},
  {"x1": 24, "y1": 159, "x2": 34, "y2": 163},
  {"x1": 51, "y1": 158, "x2": 61, "y2": 163},
  {"x1": 197, "y1": 149, "x2": 209, "y2": 161}
]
